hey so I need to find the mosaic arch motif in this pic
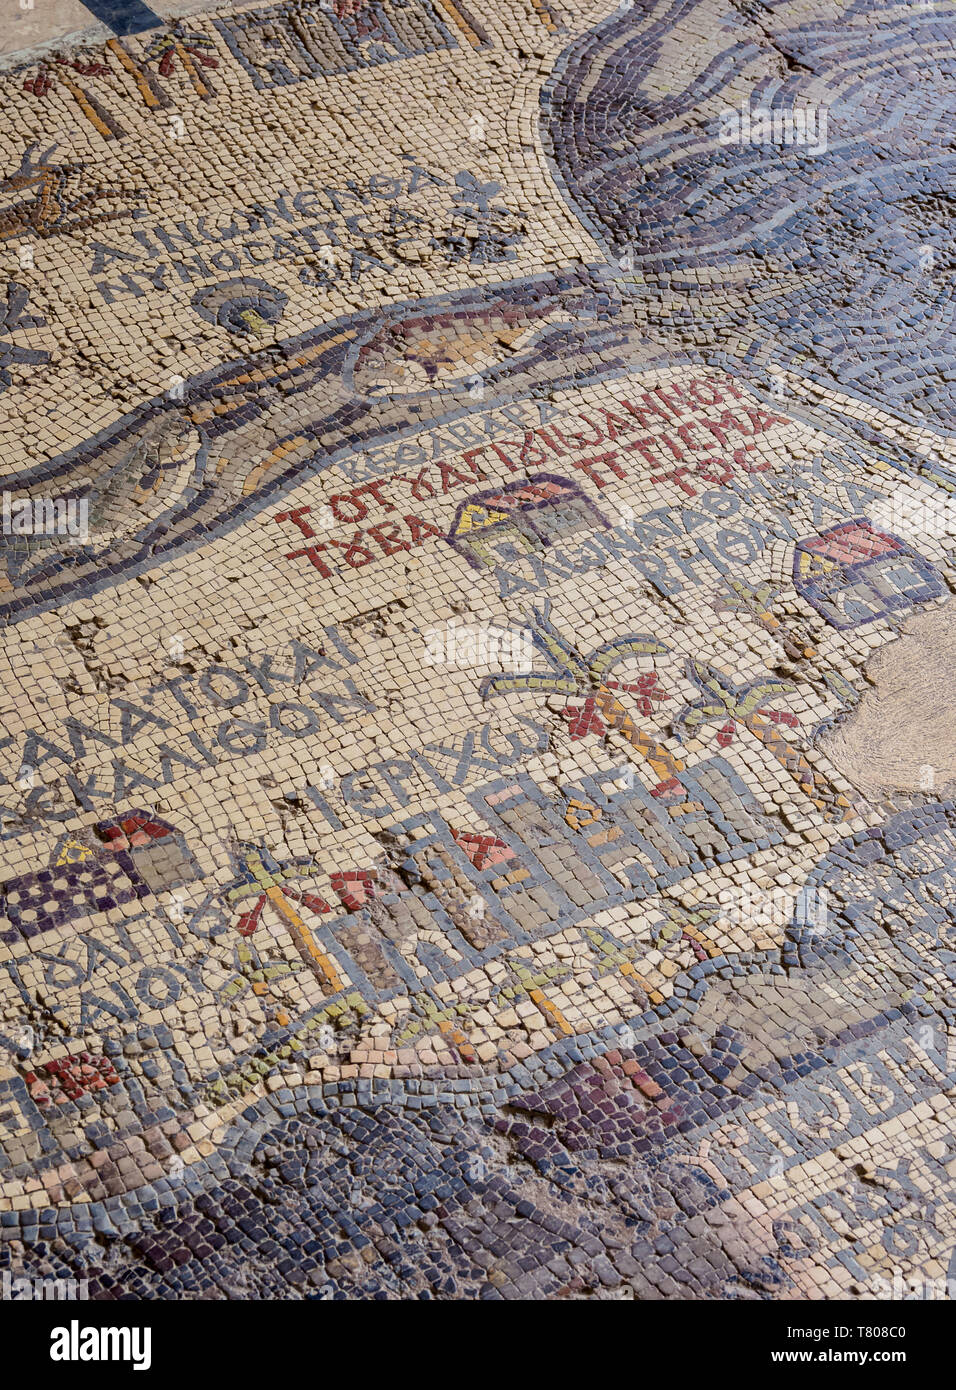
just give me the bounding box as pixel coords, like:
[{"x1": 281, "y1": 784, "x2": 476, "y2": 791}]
[
  {"x1": 2, "y1": 0, "x2": 956, "y2": 1302},
  {"x1": 3, "y1": 807, "x2": 954, "y2": 1299}
]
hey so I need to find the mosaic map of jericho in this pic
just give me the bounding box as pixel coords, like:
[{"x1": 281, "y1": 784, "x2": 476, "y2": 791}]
[{"x1": 1, "y1": 0, "x2": 956, "y2": 1302}]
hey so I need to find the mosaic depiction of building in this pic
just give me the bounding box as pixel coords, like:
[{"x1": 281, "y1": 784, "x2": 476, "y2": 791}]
[{"x1": 2, "y1": 0, "x2": 956, "y2": 1300}]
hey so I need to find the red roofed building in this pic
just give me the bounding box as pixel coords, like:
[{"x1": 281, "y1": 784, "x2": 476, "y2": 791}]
[
  {"x1": 445, "y1": 473, "x2": 609, "y2": 570},
  {"x1": 793, "y1": 518, "x2": 945, "y2": 629}
]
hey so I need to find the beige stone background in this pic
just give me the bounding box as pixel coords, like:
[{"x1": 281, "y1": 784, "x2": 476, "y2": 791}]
[
  {"x1": 0, "y1": 0, "x2": 611, "y2": 464},
  {"x1": 2, "y1": 359, "x2": 953, "y2": 1190},
  {"x1": 2, "y1": 0, "x2": 956, "y2": 1247}
]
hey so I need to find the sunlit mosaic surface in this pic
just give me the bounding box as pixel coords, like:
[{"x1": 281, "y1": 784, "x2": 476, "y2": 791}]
[{"x1": 2, "y1": 0, "x2": 956, "y2": 1300}]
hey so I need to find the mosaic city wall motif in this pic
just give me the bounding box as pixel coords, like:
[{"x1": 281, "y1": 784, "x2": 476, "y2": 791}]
[{"x1": 2, "y1": 0, "x2": 956, "y2": 1301}]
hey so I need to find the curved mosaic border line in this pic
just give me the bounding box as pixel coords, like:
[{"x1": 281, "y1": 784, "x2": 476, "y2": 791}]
[
  {"x1": 5, "y1": 289, "x2": 955, "y2": 629},
  {"x1": 5, "y1": 897, "x2": 943, "y2": 1246},
  {"x1": 0, "y1": 265, "x2": 630, "y2": 626},
  {"x1": 0, "y1": 938, "x2": 929, "y2": 1245},
  {"x1": 539, "y1": 1, "x2": 956, "y2": 439},
  {"x1": 6, "y1": 1, "x2": 956, "y2": 626}
]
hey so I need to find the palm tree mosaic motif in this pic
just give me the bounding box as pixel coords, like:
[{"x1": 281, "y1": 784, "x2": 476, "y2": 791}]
[
  {"x1": 222, "y1": 844, "x2": 343, "y2": 994},
  {"x1": 673, "y1": 661, "x2": 853, "y2": 823},
  {"x1": 481, "y1": 607, "x2": 685, "y2": 799},
  {"x1": 712, "y1": 579, "x2": 817, "y2": 663},
  {"x1": 479, "y1": 608, "x2": 852, "y2": 823}
]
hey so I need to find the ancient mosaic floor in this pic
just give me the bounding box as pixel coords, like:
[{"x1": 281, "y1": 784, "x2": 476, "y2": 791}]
[{"x1": 0, "y1": 0, "x2": 955, "y2": 1305}]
